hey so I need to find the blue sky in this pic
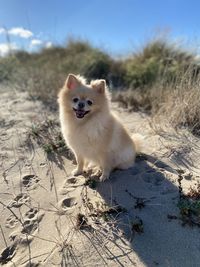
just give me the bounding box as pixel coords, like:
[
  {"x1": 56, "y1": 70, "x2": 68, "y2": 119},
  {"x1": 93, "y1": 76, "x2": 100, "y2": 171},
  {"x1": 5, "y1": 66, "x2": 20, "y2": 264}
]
[{"x1": 0, "y1": 0, "x2": 200, "y2": 56}]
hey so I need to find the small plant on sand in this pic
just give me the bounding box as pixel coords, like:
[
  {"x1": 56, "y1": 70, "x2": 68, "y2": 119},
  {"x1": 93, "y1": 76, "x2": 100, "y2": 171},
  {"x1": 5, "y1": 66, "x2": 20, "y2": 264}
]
[
  {"x1": 90, "y1": 201, "x2": 126, "y2": 222},
  {"x1": 98, "y1": 205, "x2": 127, "y2": 222},
  {"x1": 84, "y1": 179, "x2": 97, "y2": 189},
  {"x1": 131, "y1": 217, "x2": 144, "y2": 234},
  {"x1": 75, "y1": 213, "x2": 91, "y2": 230},
  {"x1": 42, "y1": 143, "x2": 54, "y2": 154},
  {"x1": 81, "y1": 186, "x2": 126, "y2": 224},
  {"x1": 178, "y1": 180, "x2": 200, "y2": 227},
  {"x1": 30, "y1": 124, "x2": 40, "y2": 137},
  {"x1": 28, "y1": 119, "x2": 72, "y2": 157}
]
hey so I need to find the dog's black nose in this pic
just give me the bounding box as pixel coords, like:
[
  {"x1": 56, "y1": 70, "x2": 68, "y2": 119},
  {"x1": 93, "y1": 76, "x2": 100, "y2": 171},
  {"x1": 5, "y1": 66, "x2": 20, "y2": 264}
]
[{"x1": 78, "y1": 102, "x2": 85, "y2": 109}]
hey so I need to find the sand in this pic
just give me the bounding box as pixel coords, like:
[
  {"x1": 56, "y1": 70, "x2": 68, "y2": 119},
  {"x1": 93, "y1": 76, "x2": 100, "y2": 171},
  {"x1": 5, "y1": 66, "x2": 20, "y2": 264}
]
[{"x1": 0, "y1": 85, "x2": 200, "y2": 267}]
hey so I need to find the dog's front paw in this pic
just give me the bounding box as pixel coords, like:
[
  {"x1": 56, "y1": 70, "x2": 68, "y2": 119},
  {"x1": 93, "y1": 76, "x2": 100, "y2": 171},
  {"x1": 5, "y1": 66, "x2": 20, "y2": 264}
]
[
  {"x1": 99, "y1": 174, "x2": 109, "y2": 182},
  {"x1": 72, "y1": 168, "x2": 83, "y2": 176},
  {"x1": 93, "y1": 168, "x2": 102, "y2": 177}
]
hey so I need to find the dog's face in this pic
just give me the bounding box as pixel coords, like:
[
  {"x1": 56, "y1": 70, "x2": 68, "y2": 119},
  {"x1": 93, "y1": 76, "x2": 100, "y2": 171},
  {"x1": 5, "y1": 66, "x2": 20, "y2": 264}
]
[
  {"x1": 60, "y1": 74, "x2": 109, "y2": 119},
  {"x1": 71, "y1": 96, "x2": 93, "y2": 119}
]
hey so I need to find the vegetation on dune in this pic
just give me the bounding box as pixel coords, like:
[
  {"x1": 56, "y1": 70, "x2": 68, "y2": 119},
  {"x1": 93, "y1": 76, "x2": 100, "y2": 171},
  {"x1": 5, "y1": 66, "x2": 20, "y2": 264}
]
[
  {"x1": 124, "y1": 40, "x2": 199, "y2": 87},
  {"x1": 0, "y1": 40, "x2": 125, "y2": 105},
  {"x1": 1, "y1": 38, "x2": 200, "y2": 134}
]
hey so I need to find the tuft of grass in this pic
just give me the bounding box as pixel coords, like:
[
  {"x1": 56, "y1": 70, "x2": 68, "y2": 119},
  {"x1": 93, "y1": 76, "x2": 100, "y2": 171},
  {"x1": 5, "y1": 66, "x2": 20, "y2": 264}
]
[
  {"x1": 84, "y1": 179, "x2": 98, "y2": 189},
  {"x1": 131, "y1": 217, "x2": 144, "y2": 234},
  {"x1": 75, "y1": 213, "x2": 91, "y2": 230},
  {"x1": 178, "y1": 180, "x2": 200, "y2": 227},
  {"x1": 28, "y1": 119, "x2": 72, "y2": 157},
  {"x1": 113, "y1": 40, "x2": 200, "y2": 135},
  {"x1": 155, "y1": 78, "x2": 200, "y2": 135},
  {"x1": 42, "y1": 143, "x2": 54, "y2": 154},
  {"x1": 113, "y1": 68, "x2": 200, "y2": 135},
  {"x1": 123, "y1": 40, "x2": 198, "y2": 88},
  {"x1": 90, "y1": 204, "x2": 127, "y2": 222}
]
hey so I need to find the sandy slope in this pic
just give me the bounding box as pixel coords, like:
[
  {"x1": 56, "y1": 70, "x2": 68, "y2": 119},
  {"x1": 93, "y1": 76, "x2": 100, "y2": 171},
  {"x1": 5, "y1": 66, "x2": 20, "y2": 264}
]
[{"x1": 0, "y1": 86, "x2": 200, "y2": 267}]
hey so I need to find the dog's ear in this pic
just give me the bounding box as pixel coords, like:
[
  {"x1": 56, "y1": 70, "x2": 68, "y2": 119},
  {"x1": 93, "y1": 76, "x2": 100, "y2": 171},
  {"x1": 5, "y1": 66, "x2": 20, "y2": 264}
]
[
  {"x1": 65, "y1": 74, "x2": 80, "y2": 90},
  {"x1": 91, "y1": 79, "x2": 106, "y2": 94}
]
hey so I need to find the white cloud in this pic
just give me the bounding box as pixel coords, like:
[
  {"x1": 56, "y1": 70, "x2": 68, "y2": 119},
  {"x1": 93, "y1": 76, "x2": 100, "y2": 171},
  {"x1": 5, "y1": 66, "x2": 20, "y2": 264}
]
[
  {"x1": 30, "y1": 39, "x2": 43, "y2": 47},
  {"x1": 8, "y1": 27, "x2": 33, "y2": 38},
  {"x1": 45, "y1": 41, "x2": 53, "y2": 48},
  {"x1": 0, "y1": 43, "x2": 18, "y2": 56},
  {"x1": 0, "y1": 28, "x2": 5, "y2": 34}
]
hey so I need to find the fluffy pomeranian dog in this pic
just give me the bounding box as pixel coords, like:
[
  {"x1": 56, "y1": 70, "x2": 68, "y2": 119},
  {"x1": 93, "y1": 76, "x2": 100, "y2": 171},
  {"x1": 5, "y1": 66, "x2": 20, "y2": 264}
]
[{"x1": 58, "y1": 74, "x2": 141, "y2": 181}]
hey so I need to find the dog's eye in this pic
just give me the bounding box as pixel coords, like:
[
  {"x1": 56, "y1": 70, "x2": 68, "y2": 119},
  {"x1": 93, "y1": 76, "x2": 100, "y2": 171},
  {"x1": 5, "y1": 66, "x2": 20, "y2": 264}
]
[
  {"x1": 87, "y1": 100, "x2": 93, "y2": 106},
  {"x1": 73, "y1": 97, "x2": 79, "y2": 103}
]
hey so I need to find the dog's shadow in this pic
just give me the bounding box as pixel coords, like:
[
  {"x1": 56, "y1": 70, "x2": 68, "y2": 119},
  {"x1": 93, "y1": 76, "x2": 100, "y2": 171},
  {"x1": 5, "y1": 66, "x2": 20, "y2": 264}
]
[{"x1": 95, "y1": 154, "x2": 200, "y2": 267}]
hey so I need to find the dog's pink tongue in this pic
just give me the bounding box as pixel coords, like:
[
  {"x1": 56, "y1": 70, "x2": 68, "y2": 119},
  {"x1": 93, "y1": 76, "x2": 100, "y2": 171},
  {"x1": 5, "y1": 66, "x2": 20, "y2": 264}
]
[{"x1": 76, "y1": 110, "x2": 85, "y2": 118}]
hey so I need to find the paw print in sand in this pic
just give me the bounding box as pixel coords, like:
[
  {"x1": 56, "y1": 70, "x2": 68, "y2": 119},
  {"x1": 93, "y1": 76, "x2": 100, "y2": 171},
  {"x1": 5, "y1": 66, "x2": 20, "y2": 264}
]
[
  {"x1": 22, "y1": 174, "x2": 40, "y2": 189},
  {"x1": 5, "y1": 215, "x2": 19, "y2": 229},
  {"x1": 59, "y1": 176, "x2": 85, "y2": 195},
  {"x1": 8, "y1": 193, "x2": 30, "y2": 208},
  {"x1": 21, "y1": 208, "x2": 44, "y2": 235},
  {"x1": 57, "y1": 197, "x2": 78, "y2": 215}
]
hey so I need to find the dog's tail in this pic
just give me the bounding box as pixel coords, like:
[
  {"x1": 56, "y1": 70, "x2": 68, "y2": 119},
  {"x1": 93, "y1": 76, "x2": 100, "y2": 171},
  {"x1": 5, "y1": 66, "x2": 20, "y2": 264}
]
[{"x1": 132, "y1": 133, "x2": 144, "y2": 154}]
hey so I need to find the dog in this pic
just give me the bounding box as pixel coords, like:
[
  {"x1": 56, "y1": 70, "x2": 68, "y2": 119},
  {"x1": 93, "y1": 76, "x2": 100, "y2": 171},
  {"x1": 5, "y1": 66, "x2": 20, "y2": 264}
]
[{"x1": 58, "y1": 74, "x2": 141, "y2": 181}]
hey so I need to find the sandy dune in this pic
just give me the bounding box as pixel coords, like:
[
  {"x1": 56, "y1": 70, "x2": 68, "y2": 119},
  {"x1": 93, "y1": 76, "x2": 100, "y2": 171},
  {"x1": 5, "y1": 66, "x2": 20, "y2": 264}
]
[{"x1": 0, "y1": 86, "x2": 200, "y2": 266}]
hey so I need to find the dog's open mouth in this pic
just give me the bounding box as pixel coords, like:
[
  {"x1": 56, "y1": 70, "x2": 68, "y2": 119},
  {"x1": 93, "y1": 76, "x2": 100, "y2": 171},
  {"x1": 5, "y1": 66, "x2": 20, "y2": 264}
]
[{"x1": 73, "y1": 108, "x2": 90, "y2": 119}]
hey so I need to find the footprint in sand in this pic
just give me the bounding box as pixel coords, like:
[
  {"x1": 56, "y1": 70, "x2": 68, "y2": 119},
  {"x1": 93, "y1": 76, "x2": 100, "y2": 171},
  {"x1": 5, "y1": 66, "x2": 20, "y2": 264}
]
[
  {"x1": 58, "y1": 197, "x2": 77, "y2": 214},
  {"x1": 5, "y1": 215, "x2": 19, "y2": 229},
  {"x1": 8, "y1": 193, "x2": 30, "y2": 208},
  {"x1": 130, "y1": 166, "x2": 141, "y2": 175},
  {"x1": 24, "y1": 207, "x2": 39, "y2": 220},
  {"x1": 142, "y1": 171, "x2": 165, "y2": 185},
  {"x1": 21, "y1": 208, "x2": 44, "y2": 235},
  {"x1": 0, "y1": 244, "x2": 16, "y2": 265},
  {"x1": 161, "y1": 185, "x2": 178, "y2": 195},
  {"x1": 59, "y1": 176, "x2": 85, "y2": 195},
  {"x1": 24, "y1": 162, "x2": 32, "y2": 169},
  {"x1": 39, "y1": 162, "x2": 46, "y2": 168},
  {"x1": 21, "y1": 219, "x2": 39, "y2": 235},
  {"x1": 22, "y1": 174, "x2": 40, "y2": 189},
  {"x1": 9, "y1": 208, "x2": 45, "y2": 239},
  {"x1": 61, "y1": 197, "x2": 77, "y2": 210}
]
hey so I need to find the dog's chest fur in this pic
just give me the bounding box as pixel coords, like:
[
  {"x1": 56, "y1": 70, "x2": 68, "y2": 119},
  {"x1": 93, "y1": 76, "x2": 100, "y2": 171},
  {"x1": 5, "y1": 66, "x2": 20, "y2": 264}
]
[{"x1": 64, "y1": 114, "x2": 111, "y2": 158}]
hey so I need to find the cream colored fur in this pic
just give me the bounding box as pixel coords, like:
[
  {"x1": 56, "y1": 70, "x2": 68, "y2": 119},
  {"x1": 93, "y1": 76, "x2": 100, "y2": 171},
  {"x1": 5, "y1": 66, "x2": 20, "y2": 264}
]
[{"x1": 58, "y1": 74, "x2": 141, "y2": 181}]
